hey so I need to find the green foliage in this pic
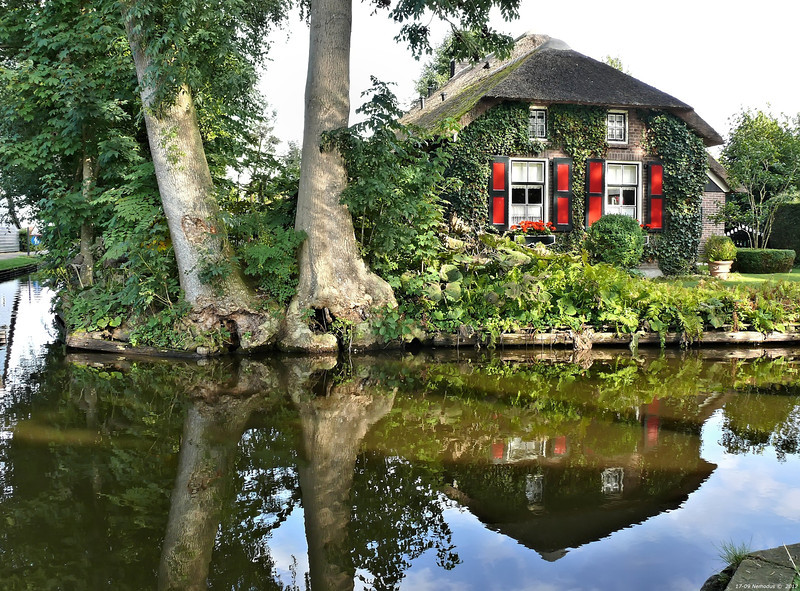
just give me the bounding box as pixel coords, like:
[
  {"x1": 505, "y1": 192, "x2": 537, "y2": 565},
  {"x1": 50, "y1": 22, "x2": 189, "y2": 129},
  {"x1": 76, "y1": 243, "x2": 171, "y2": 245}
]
[
  {"x1": 383, "y1": 0, "x2": 520, "y2": 62},
  {"x1": 329, "y1": 78, "x2": 449, "y2": 279},
  {"x1": 414, "y1": 33, "x2": 456, "y2": 97},
  {"x1": 704, "y1": 235, "x2": 738, "y2": 262},
  {"x1": 641, "y1": 111, "x2": 708, "y2": 275},
  {"x1": 129, "y1": 300, "x2": 191, "y2": 348},
  {"x1": 389, "y1": 229, "x2": 800, "y2": 345},
  {"x1": 721, "y1": 109, "x2": 800, "y2": 248},
  {"x1": 441, "y1": 102, "x2": 546, "y2": 225},
  {"x1": 768, "y1": 201, "x2": 800, "y2": 259},
  {"x1": 585, "y1": 214, "x2": 645, "y2": 269},
  {"x1": 735, "y1": 248, "x2": 796, "y2": 274},
  {"x1": 228, "y1": 200, "x2": 306, "y2": 303},
  {"x1": 717, "y1": 540, "x2": 753, "y2": 569}
]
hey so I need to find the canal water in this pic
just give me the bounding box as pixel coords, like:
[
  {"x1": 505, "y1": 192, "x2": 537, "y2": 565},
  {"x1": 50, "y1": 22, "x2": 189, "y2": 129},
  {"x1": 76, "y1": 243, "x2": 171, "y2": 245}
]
[{"x1": 1, "y1": 276, "x2": 799, "y2": 590}]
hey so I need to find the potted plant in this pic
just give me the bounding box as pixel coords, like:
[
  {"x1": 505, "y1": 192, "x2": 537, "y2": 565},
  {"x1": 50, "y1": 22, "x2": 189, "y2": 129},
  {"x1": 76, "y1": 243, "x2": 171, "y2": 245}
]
[
  {"x1": 509, "y1": 220, "x2": 557, "y2": 246},
  {"x1": 704, "y1": 235, "x2": 737, "y2": 279}
]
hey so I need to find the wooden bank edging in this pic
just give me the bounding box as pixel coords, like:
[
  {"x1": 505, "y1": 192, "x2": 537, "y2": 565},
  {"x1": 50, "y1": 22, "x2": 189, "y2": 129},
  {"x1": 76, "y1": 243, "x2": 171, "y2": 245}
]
[
  {"x1": 430, "y1": 329, "x2": 800, "y2": 348},
  {"x1": 0, "y1": 263, "x2": 39, "y2": 282},
  {"x1": 66, "y1": 334, "x2": 205, "y2": 359},
  {"x1": 65, "y1": 327, "x2": 800, "y2": 359}
]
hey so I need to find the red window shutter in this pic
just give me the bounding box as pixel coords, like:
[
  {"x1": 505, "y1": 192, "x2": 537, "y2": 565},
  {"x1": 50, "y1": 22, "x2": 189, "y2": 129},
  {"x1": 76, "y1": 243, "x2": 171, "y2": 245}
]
[
  {"x1": 489, "y1": 157, "x2": 510, "y2": 228},
  {"x1": 492, "y1": 162, "x2": 506, "y2": 192},
  {"x1": 646, "y1": 162, "x2": 664, "y2": 231},
  {"x1": 552, "y1": 158, "x2": 573, "y2": 232},
  {"x1": 585, "y1": 159, "x2": 605, "y2": 227}
]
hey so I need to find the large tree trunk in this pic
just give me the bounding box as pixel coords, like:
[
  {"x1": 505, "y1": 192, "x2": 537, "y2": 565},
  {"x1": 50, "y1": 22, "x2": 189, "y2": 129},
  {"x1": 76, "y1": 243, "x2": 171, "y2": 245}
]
[
  {"x1": 281, "y1": 0, "x2": 396, "y2": 352},
  {"x1": 78, "y1": 153, "x2": 95, "y2": 288},
  {"x1": 120, "y1": 9, "x2": 278, "y2": 351}
]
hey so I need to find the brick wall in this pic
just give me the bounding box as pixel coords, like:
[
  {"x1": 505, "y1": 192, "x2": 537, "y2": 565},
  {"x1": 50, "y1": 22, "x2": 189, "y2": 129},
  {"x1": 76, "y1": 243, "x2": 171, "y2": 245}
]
[{"x1": 700, "y1": 191, "x2": 726, "y2": 250}]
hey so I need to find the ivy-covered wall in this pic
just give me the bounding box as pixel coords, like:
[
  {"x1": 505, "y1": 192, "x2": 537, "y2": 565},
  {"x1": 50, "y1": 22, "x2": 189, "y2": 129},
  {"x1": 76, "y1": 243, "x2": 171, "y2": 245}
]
[
  {"x1": 440, "y1": 102, "x2": 708, "y2": 274},
  {"x1": 548, "y1": 104, "x2": 607, "y2": 249},
  {"x1": 641, "y1": 111, "x2": 708, "y2": 275},
  {"x1": 441, "y1": 102, "x2": 544, "y2": 225}
]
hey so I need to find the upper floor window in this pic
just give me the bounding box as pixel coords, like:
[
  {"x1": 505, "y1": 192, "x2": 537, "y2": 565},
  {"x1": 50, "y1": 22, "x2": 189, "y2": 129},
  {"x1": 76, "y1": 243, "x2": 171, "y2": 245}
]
[
  {"x1": 607, "y1": 111, "x2": 627, "y2": 143},
  {"x1": 529, "y1": 107, "x2": 547, "y2": 139}
]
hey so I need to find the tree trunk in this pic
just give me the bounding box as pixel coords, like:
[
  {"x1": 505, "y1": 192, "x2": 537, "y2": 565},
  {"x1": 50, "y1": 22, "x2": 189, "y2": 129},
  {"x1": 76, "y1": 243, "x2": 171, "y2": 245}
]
[
  {"x1": 120, "y1": 9, "x2": 278, "y2": 351},
  {"x1": 78, "y1": 153, "x2": 95, "y2": 288},
  {"x1": 282, "y1": 0, "x2": 396, "y2": 352},
  {"x1": 291, "y1": 371, "x2": 395, "y2": 591}
]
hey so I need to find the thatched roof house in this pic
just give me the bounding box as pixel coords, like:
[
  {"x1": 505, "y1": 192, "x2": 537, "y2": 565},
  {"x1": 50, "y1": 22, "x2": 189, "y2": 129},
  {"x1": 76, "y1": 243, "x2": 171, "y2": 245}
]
[
  {"x1": 403, "y1": 33, "x2": 727, "y2": 248},
  {"x1": 405, "y1": 34, "x2": 722, "y2": 146}
]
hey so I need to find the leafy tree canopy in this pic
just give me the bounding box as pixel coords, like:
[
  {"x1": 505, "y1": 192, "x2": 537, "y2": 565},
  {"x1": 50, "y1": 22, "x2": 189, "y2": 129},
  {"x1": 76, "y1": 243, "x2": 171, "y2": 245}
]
[{"x1": 721, "y1": 109, "x2": 800, "y2": 247}]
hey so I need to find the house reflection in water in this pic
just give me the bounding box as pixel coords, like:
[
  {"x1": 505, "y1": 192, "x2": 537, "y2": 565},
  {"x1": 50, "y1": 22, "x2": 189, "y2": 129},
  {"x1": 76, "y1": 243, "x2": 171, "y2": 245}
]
[{"x1": 447, "y1": 397, "x2": 721, "y2": 561}]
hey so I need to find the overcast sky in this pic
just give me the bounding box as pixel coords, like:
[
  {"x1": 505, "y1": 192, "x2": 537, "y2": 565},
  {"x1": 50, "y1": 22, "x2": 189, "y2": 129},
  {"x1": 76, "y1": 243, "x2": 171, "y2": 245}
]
[{"x1": 261, "y1": 0, "x2": 800, "y2": 153}]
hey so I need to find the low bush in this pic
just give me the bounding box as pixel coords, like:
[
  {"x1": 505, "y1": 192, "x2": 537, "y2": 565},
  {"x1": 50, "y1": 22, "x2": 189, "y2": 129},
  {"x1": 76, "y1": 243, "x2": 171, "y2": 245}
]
[
  {"x1": 585, "y1": 214, "x2": 645, "y2": 269},
  {"x1": 703, "y1": 235, "x2": 737, "y2": 262},
  {"x1": 734, "y1": 248, "x2": 796, "y2": 273},
  {"x1": 769, "y1": 202, "x2": 800, "y2": 261}
]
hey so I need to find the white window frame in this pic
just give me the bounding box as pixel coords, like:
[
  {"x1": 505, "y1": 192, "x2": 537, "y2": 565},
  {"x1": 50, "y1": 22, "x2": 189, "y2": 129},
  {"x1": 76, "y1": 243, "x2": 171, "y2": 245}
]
[
  {"x1": 528, "y1": 106, "x2": 547, "y2": 140},
  {"x1": 606, "y1": 110, "x2": 628, "y2": 144},
  {"x1": 605, "y1": 161, "x2": 641, "y2": 220},
  {"x1": 509, "y1": 159, "x2": 548, "y2": 227}
]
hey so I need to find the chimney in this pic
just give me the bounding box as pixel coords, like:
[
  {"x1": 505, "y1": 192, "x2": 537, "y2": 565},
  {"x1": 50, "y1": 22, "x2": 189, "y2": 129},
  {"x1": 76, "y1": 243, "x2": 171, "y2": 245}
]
[
  {"x1": 419, "y1": 96, "x2": 425, "y2": 109},
  {"x1": 449, "y1": 59, "x2": 456, "y2": 79},
  {"x1": 427, "y1": 83, "x2": 435, "y2": 97},
  {"x1": 440, "y1": 92, "x2": 447, "y2": 102}
]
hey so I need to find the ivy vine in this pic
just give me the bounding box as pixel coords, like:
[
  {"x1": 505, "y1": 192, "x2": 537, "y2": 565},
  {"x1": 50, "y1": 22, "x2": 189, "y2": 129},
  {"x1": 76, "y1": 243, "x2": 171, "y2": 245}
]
[
  {"x1": 548, "y1": 104, "x2": 607, "y2": 249},
  {"x1": 441, "y1": 102, "x2": 545, "y2": 225},
  {"x1": 641, "y1": 111, "x2": 708, "y2": 275}
]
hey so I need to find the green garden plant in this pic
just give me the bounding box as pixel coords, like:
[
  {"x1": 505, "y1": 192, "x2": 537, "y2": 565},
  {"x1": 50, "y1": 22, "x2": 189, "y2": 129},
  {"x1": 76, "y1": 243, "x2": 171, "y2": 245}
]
[
  {"x1": 735, "y1": 248, "x2": 796, "y2": 273},
  {"x1": 585, "y1": 214, "x2": 645, "y2": 269},
  {"x1": 704, "y1": 235, "x2": 737, "y2": 262}
]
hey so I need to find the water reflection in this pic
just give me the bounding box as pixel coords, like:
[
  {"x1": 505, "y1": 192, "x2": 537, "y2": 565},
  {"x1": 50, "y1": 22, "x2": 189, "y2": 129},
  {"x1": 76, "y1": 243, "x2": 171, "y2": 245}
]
[{"x1": 0, "y1": 284, "x2": 799, "y2": 590}]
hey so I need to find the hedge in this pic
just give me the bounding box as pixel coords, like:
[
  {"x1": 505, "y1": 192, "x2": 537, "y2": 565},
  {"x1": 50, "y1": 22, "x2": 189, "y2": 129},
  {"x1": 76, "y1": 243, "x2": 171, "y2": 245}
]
[
  {"x1": 769, "y1": 202, "x2": 800, "y2": 263},
  {"x1": 734, "y1": 248, "x2": 796, "y2": 273}
]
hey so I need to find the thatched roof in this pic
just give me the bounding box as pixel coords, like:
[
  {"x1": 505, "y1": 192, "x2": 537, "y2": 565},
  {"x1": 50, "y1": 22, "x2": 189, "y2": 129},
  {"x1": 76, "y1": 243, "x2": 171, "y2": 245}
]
[{"x1": 403, "y1": 33, "x2": 723, "y2": 146}]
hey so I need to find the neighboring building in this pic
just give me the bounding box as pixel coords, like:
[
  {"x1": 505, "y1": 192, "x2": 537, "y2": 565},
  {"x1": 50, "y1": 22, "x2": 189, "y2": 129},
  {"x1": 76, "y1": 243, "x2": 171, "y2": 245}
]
[
  {"x1": 0, "y1": 226, "x2": 19, "y2": 253},
  {"x1": 403, "y1": 33, "x2": 726, "y2": 244},
  {"x1": 703, "y1": 155, "x2": 732, "y2": 246}
]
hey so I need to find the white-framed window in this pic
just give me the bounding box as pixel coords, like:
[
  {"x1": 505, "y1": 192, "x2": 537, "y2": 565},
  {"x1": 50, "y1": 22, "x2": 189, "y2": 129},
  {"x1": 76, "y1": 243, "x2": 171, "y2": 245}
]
[
  {"x1": 510, "y1": 160, "x2": 547, "y2": 226},
  {"x1": 528, "y1": 107, "x2": 547, "y2": 139},
  {"x1": 606, "y1": 110, "x2": 627, "y2": 143},
  {"x1": 606, "y1": 162, "x2": 640, "y2": 219}
]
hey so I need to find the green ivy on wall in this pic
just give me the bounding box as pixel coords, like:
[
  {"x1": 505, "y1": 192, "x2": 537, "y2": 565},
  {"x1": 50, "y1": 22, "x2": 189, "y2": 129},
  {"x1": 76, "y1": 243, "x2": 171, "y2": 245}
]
[
  {"x1": 641, "y1": 111, "x2": 708, "y2": 275},
  {"x1": 441, "y1": 102, "x2": 545, "y2": 225},
  {"x1": 548, "y1": 104, "x2": 607, "y2": 249}
]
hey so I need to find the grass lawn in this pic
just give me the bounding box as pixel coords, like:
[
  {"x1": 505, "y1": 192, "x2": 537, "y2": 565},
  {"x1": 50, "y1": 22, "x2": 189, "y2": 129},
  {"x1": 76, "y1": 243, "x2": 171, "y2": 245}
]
[
  {"x1": 0, "y1": 255, "x2": 40, "y2": 272},
  {"x1": 673, "y1": 267, "x2": 800, "y2": 288},
  {"x1": 722, "y1": 268, "x2": 800, "y2": 286}
]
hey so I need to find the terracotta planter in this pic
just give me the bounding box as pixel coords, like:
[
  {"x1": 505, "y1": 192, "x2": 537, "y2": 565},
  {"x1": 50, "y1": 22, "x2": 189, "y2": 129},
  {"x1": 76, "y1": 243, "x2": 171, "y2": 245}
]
[
  {"x1": 524, "y1": 235, "x2": 556, "y2": 246},
  {"x1": 708, "y1": 260, "x2": 733, "y2": 279}
]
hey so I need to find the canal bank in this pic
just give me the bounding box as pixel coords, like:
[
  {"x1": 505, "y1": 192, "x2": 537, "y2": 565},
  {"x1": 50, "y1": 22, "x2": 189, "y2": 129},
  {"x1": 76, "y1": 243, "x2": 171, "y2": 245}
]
[
  {"x1": 0, "y1": 251, "x2": 40, "y2": 281},
  {"x1": 702, "y1": 543, "x2": 800, "y2": 590}
]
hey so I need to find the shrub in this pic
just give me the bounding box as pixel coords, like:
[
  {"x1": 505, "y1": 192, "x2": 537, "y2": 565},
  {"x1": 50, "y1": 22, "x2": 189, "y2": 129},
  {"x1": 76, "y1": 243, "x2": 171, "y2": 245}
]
[
  {"x1": 585, "y1": 214, "x2": 645, "y2": 269},
  {"x1": 734, "y1": 248, "x2": 796, "y2": 273},
  {"x1": 769, "y1": 202, "x2": 800, "y2": 263},
  {"x1": 704, "y1": 235, "x2": 737, "y2": 262}
]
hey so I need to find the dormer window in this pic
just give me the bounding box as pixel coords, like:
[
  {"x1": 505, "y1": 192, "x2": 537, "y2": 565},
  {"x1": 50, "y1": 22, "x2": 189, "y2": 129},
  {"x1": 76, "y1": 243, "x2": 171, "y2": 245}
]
[
  {"x1": 606, "y1": 111, "x2": 627, "y2": 143},
  {"x1": 529, "y1": 107, "x2": 547, "y2": 139}
]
